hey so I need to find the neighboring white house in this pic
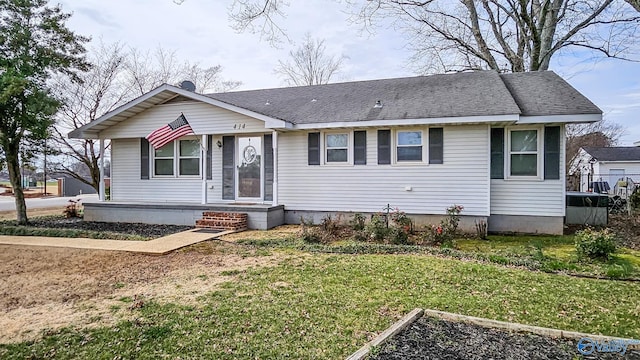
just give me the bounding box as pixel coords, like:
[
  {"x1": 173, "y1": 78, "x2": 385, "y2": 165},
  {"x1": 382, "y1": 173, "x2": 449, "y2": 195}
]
[
  {"x1": 571, "y1": 146, "x2": 640, "y2": 195},
  {"x1": 69, "y1": 70, "x2": 602, "y2": 235}
]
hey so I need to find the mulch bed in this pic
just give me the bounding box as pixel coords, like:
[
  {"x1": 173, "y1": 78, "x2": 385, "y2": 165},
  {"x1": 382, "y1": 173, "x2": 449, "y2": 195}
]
[
  {"x1": 369, "y1": 316, "x2": 639, "y2": 360},
  {"x1": 24, "y1": 217, "x2": 192, "y2": 239}
]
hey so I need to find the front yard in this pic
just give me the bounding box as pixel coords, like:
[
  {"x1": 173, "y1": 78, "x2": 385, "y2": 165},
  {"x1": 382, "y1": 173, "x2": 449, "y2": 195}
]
[{"x1": 1, "y1": 232, "x2": 639, "y2": 359}]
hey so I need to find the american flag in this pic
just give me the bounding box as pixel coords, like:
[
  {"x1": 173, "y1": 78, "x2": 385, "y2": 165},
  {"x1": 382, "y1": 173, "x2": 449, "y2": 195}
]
[{"x1": 146, "y1": 114, "x2": 194, "y2": 149}]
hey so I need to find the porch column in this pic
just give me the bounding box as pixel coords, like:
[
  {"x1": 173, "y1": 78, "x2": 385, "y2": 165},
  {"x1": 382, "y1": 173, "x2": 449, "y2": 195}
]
[
  {"x1": 99, "y1": 139, "x2": 105, "y2": 201},
  {"x1": 272, "y1": 130, "x2": 278, "y2": 206},
  {"x1": 201, "y1": 134, "x2": 207, "y2": 204}
]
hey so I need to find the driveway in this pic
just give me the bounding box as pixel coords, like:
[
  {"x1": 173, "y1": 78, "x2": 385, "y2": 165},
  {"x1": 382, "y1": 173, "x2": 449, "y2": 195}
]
[{"x1": 0, "y1": 194, "x2": 98, "y2": 212}]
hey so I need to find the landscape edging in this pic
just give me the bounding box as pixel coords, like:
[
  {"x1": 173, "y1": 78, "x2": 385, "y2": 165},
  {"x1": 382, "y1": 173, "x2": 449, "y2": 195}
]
[
  {"x1": 345, "y1": 308, "x2": 424, "y2": 360},
  {"x1": 346, "y1": 308, "x2": 640, "y2": 360}
]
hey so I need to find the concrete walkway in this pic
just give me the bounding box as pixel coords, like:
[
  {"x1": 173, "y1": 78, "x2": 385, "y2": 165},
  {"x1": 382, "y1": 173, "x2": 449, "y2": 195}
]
[{"x1": 0, "y1": 228, "x2": 232, "y2": 255}]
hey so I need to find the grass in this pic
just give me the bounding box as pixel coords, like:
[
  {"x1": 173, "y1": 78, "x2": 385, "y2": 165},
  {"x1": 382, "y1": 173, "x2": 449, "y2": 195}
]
[
  {"x1": 1, "y1": 253, "x2": 639, "y2": 359},
  {"x1": 0, "y1": 224, "x2": 149, "y2": 241},
  {"x1": 456, "y1": 234, "x2": 640, "y2": 279},
  {"x1": 237, "y1": 233, "x2": 640, "y2": 280}
]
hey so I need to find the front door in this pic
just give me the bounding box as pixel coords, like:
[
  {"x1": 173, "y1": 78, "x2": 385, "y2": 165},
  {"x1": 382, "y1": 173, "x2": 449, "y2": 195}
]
[{"x1": 236, "y1": 136, "x2": 262, "y2": 200}]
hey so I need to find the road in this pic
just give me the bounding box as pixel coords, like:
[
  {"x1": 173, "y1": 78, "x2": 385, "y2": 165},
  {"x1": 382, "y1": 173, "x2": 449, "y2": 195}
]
[{"x1": 0, "y1": 193, "x2": 98, "y2": 212}]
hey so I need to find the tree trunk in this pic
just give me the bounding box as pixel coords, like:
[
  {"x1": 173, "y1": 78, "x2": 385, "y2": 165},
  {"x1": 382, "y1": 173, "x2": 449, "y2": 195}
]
[{"x1": 5, "y1": 142, "x2": 28, "y2": 225}]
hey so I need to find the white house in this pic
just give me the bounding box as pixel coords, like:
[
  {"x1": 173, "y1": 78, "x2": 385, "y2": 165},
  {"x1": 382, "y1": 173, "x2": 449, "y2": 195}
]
[
  {"x1": 69, "y1": 70, "x2": 602, "y2": 235},
  {"x1": 571, "y1": 146, "x2": 640, "y2": 195}
]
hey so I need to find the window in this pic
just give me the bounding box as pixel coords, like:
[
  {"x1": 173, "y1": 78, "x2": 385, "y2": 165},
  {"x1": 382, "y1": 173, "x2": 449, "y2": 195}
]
[
  {"x1": 396, "y1": 131, "x2": 423, "y2": 162},
  {"x1": 154, "y1": 142, "x2": 174, "y2": 176},
  {"x1": 326, "y1": 133, "x2": 348, "y2": 163},
  {"x1": 152, "y1": 138, "x2": 201, "y2": 177},
  {"x1": 179, "y1": 139, "x2": 200, "y2": 175},
  {"x1": 509, "y1": 129, "x2": 538, "y2": 176}
]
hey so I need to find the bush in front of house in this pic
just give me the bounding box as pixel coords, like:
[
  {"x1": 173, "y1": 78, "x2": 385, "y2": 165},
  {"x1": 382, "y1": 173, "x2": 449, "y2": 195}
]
[
  {"x1": 424, "y1": 205, "x2": 464, "y2": 247},
  {"x1": 574, "y1": 227, "x2": 617, "y2": 260}
]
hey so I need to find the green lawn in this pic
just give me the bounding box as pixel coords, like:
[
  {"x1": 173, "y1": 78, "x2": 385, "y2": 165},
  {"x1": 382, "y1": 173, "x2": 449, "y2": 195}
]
[
  {"x1": 457, "y1": 234, "x2": 640, "y2": 279},
  {"x1": 2, "y1": 251, "x2": 639, "y2": 359}
]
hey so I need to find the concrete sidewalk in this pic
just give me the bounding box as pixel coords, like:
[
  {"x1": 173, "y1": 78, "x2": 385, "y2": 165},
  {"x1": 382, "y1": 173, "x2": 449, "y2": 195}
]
[{"x1": 0, "y1": 228, "x2": 232, "y2": 255}]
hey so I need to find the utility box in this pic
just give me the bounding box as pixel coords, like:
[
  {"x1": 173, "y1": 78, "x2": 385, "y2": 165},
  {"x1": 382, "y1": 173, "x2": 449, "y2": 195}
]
[{"x1": 565, "y1": 191, "x2": 608, "y2": 226}]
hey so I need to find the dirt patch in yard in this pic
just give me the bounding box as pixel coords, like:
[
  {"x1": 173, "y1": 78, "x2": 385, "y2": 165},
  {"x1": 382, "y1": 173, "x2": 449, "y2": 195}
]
[
  {"x1": 0, "y1": 207, "x2": 65, "y2": 221},
  {"x1": 0, "y1": 241, "x2": 283, "y2": 343}
]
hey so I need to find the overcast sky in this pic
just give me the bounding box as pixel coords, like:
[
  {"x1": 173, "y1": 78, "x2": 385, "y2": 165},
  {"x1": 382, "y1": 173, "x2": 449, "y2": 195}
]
[{"x1": 58, "y1": 0, "x2": 640, "y2": 145}]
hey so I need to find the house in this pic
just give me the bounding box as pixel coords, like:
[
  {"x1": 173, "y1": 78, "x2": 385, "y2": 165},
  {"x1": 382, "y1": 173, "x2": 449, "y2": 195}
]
[
  {"x1": 571, "y1": 146, "x2": 640, "y2": 194},
  {"x1": 69, "y1": 70, "x2": 602, "y2": 235}
]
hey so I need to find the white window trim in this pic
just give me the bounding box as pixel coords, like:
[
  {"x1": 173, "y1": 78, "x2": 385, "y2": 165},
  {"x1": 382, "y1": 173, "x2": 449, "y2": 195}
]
[
  {"x1": 151, "y1": 136, "x2": 202, "y2": 178},
  {"x1": 322, "y1": 131, "x2": 352, "y2": 165},
  {"x1": 394, "y1": 128, "x2": 426, "y2": 165},
  {"x1": 506, "y1": 126, "x2": 542, "y2": 180}
]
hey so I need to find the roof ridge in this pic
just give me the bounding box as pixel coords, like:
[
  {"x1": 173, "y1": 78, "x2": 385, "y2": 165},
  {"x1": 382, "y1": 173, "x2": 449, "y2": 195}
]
[{"x1": 205, "y1": 70, "x2": 499, "y2": 97}]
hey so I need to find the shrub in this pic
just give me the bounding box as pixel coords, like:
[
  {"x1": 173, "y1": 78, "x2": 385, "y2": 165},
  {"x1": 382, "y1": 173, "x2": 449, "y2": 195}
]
[
  {"x1": 574, "y1": 227, "x2": 617, "y2": 260},
  {"x1": 350, "y1": 213, "x2": 366, "y2": 231},
  {"x1": 366, "y1": 213, "x2": 388, "y2": 242},
  {"x1": 630, "y1": 189, "x2": 640, "y2": 209},
  {"x1": 442, "y1": 204, "x2": 463, "y2": 235},
  {"x1": 475, "y1": 220, "x2": 488, "y2": 240},
  {"x1": 300, "y1": 217, "x2": 320, "y2": 243},
  {"x1": 423, "y1": 205, "x2": 464, "y2": 247},
  {"x1": 63, "y1": 199, "x2": 82, "y2": 218},
  {"x1": 320, "y1": 214, "x2": 342, "y2": 237}
]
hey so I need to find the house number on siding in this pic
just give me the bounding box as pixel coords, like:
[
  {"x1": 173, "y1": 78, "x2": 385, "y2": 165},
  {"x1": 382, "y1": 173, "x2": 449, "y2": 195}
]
[{"x1": 233, "y1": 123, "x2": 246, "y2": 129}]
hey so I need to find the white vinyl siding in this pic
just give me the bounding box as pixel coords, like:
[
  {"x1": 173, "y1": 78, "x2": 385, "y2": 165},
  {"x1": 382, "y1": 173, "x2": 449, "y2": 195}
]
[
  {"x1": 100, "y1": 101, "x2": 267, "y2": 139},
  {"x1": 278, "y1": 125, "x2": 490, "y2": 216},
  {"x1": 111, "y1": 138, "x2": 202, "y2": 203},
  {"x1": 490, "y1": 125, "x2": 565, "y2": 216}
]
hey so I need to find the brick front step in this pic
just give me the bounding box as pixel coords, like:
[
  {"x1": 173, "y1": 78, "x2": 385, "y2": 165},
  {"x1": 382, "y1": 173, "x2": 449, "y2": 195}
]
[{"x1": 196, "y1": 212, "x2": 248, "y2": 231}]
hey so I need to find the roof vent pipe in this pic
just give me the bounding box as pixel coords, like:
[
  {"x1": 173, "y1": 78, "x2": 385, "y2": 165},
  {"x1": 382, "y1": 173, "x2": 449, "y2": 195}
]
[
  {"x1": 374, "y1": 100, "x2": 383, "y2": 108},
  {"x1": 179, "y1": 80, "x2": 196, "y2": 92}
]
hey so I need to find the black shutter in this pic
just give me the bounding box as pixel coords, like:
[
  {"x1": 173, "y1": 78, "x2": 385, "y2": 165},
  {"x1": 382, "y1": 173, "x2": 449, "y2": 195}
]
[
  {"x1": 544, "y1": 126, "x2": 561, "y2": 180},
  {"x1": 377, "y1": 130, "x2": 391, "y2": 165},
  {"x1": 206, "y1": 135, "x2": 213, "y2": 180},
  {"x1": 140, "y1": 138, "x2": 149, "y2": 180},
  {"x1": 264, "y1": 134, "x2": 274, "y2": 201},
  {"x1": 354, "y1": 131, "x2": 367, "y2": 165},
  {"x1": 308, "y1": 132, "x2": 320, "y2": 165},
  {"x1": 222, "y1": 136, "x2": 235, "y2": 200},
  {"x1": 490, "y1": 128, "x2": 504, "y2": 179},
  {"x1": 429, "y1": 128, "x2": 444, "y2": 164}
]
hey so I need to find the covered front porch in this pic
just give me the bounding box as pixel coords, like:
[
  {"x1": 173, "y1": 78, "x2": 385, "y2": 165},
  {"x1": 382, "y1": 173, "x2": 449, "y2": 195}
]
[{"x1": 83, "y1": 201, "x2": 285, "y2": 230}]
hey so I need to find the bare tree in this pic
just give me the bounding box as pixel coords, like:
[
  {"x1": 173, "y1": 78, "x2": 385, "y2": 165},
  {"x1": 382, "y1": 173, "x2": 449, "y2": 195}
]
[
  {"x1": 228, "y1": 0, "x2": 290, "y2": 46},
  {"x1": 566, "y1": 118, "x2": 626, "y2": 171},
  {"x1": 52, "y1": 42, "x2": 242, "y2": 192},
  {"x1": 275, "y1": 34, "x2": 346, "y2": 86},
  {"x1": 50, "y1": 42, "x2": 128, "y2": 192},
  {"x1": 227, "y1": 0, "x2": 639, "y2": 73},
  {"x1": 125, "y1": 47, "x2": 242, "y2": 95}
]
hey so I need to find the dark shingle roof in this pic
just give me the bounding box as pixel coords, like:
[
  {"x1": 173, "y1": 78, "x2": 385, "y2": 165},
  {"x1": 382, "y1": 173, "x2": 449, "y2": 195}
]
[
  {"x1": 499, "y1": 71, "x2": 602, "y2": 116},
  {"x1": 583, "y1": 147, "x2": 640, "y2": 161},
  {"x1": 205, "y1": 70, "x2": 601, "y2": 124}
]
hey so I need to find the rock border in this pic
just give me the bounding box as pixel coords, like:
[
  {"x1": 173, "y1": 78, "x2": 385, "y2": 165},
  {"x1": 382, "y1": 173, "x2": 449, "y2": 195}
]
[{"x1": 346, "y1": 308, "x2": 640, "y2": 360}]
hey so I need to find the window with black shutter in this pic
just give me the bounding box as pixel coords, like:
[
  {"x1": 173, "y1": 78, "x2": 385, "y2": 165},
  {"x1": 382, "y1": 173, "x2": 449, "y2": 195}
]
[
  {"x1": 377, "y1": 130, "x2": 391, "y2": 165},
  {"x1": 490, "y1": 128, "x2": 504, "y2": 179},
  {"x1": 544, "y1": 126, "x2": 561, "y2": 180},
  {"x1": 429, "y1": 128, "x2": 443, "y2": 164},
  {"x1": 308, "y1": 132, "x2": 320, "y2": 165},
  {"x1": 354, "y1": 131, "x2": 367, "y2": 165}
]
